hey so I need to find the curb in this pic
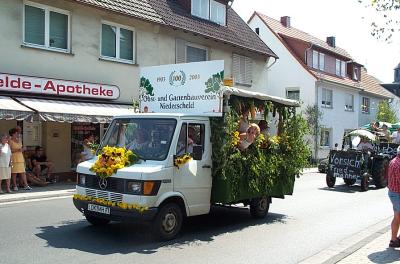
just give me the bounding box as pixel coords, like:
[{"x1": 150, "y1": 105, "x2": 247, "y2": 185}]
[
  {"x1": 298, "y1": 217, "x2": 392, "y2": 264},
  {"x1": 0, "y1": 189, "x2": 75, "y2": 204}
]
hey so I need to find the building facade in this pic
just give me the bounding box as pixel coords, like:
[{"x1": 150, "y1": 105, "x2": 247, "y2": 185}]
[
  {"x1": 248, "y1": 12, "x2": 392, "y2": 159},
  {"x1": 0, "y1": 0, "x2": 276, "y2": 172}
]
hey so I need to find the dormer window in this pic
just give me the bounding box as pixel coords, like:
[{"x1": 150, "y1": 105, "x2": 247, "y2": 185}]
[
  {"x1": 335, "y1": 59, "x2": 346, "y2": 78},
  {"x1": 191, "y1": 0, "x2": 226, "y2": 26},
  {"x1": 312, "y1": 50, "x2": 325, "y2": 71}
]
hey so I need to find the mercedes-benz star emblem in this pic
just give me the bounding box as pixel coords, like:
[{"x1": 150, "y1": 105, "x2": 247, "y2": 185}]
[{"x1": 99, "y1": 178, "x2": 108, "y2": 190}]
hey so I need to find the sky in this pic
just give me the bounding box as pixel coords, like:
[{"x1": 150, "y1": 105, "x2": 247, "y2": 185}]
[{"x1": 232, "y1": 0, "x2": 400, "y2": 83}]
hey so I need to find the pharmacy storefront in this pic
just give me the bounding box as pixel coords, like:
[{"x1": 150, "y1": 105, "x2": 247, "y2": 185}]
[{"x1": 0, "y1": 73, "x2": 134, "y2": 173}]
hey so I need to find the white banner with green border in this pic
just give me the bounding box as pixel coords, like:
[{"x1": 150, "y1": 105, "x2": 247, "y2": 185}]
[{"x1": 139, "y1": 60, "x2": 224, "y2": 116}]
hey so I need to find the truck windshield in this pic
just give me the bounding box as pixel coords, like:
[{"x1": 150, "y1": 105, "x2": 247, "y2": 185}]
[{"x1": 99, "y1": 118, "x2": 177, "y2": 161}]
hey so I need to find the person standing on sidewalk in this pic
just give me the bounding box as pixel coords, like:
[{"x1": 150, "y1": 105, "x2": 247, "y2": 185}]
[
  {"x1": 0, "y1": 133, "x2": 12, "y2": 193},
  {"x1": 388, "y1": 146, "x2": 400, "y2": 247}
]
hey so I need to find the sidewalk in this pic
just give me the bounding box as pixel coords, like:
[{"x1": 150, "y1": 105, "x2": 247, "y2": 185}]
[{"x1": 0, "y1": 182, "x2": 75, "y2": 203}]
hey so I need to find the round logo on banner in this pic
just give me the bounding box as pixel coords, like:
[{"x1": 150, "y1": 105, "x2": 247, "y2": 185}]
[{"x1": 169, "y1": 71, "x2": 186, "y2": 87}]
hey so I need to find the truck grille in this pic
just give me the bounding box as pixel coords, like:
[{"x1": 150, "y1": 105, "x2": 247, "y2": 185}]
[
  {"x1": 84, "y1": 188, "x2": 123, "y2": 202},
  {"x1": 82, "y1": 174, "x2": 125, "y2": 193}
]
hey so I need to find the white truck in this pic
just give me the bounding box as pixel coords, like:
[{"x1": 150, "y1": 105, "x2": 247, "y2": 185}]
[{"x1": 73, "y1": 87, "x2": 300, "y2": 240}]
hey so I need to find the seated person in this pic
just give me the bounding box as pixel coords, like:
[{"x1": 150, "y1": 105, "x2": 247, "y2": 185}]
[
  {"x1": 187, "y1": 127, "x2": 197, "y2": 154},
  {"x1": 31, "y1": 146, "x2": 55, "y2": 183},
  {"x1": 356, "y1": 137, "x2": 374, "y2": 152},
  {"x1": 238, "y1": 108, "x2": 250, "y2": 133},
  {"x1": 24, "y1": 157, "x2": 47, "y2": 187},
  {"x1": 238, "y1": 123, "x2": 260, "y2": 151},
  {"x1": 127, "y1": 129, "x2": 150, "y2": 151}
]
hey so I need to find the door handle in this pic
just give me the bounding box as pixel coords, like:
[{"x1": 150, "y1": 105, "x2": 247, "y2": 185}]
[{"x1": 202, "y1": 164, "x2": 211, "y2": 168}]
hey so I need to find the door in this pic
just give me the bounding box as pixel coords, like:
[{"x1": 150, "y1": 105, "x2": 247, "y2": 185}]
[{"x1": 173, "y1": 121, "x2": 212, "y2": 216}]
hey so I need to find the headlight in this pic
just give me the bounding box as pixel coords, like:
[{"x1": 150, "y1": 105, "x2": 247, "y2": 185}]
[
  {"x1": 127, "y1": 181, "x2": 142, "y2": 194},
  {"x1": 79, "y1": 174, "x2": 86, "y2": 185}
]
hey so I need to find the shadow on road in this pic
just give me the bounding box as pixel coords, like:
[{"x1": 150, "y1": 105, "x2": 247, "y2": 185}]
[
  {"x1": 368, "y1": 248, "x2": 399, "y2": 263},
  {"x1": 318, "y1": 184, "x2": 379, "y2": 193},
  {"x1": 36, "y1": 205, "x2": 287, "y2": 255}
]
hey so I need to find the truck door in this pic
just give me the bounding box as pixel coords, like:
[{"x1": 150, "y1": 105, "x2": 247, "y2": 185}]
[{"x1": 173, "y1": 121, "x2": 212, "y2": 216}]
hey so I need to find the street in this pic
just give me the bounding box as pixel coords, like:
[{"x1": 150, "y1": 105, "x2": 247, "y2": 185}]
[{"x1": 0, "y1": 171, "x2": 393, "y2": 264}]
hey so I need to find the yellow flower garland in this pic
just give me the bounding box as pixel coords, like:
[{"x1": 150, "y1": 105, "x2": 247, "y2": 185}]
[
  {"x1": 174, "y1": 154, "x2": 193, "y2": 168},
  {"x1": 90, "y1": 146, "x2": 139, "y2": 178},
  {"x1": 73, "y1": 194, "x2": 148, "y2": 213}
]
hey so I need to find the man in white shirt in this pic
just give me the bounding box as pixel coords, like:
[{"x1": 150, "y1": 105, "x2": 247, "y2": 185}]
[
  {"x1": 357, "y1": 137, "x2": 374, "y2": 151},
  {"x1": 392, "y1": 128, "x2": 400, "y2": 144}
]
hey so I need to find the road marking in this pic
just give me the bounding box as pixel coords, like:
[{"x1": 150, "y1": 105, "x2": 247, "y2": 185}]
[{"x1": 0, "y1": 195, "x2": 72, "y2": 206}]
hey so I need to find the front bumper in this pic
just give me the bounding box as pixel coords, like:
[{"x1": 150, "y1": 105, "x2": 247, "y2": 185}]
[{"x1": 73, "y1": 199, "x2": 158, "y2": 222}]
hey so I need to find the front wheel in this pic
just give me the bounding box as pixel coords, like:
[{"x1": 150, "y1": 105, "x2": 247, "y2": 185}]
[
  {"x1": 326, "y1": 174, "x2": 336, "y2": 188},
  {"x1": 361, "y1": 173, "x2": 370, "y2": 192},
  {"x1": 85, "y1": 215, "x2": 110, "y2": 226},
  {"x1": 152, "y1": 203, "x2": 183, "y2": 241},
  {"x1": 250, "y1": 196, "x2": 270, "y2": 219}
]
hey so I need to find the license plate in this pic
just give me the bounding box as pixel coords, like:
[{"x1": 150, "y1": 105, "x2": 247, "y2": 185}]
[{"x1": 87, "y1": 204, "x2": 110, "y2": 215}]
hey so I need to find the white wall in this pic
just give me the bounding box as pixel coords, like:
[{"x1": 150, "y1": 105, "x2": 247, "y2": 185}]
[{"x1": 358, "y1": 94, "x2": 385, "y2": 127}]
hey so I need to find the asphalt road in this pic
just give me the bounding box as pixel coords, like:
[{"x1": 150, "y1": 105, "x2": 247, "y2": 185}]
[{"x1": 0, "y1": 172, "x2": 393, "y2": 264}]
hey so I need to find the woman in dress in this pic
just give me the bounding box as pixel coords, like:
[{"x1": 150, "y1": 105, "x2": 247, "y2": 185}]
[
  {"x1": 0, "y1": 133, "x2": 12, "y2": 193},
  {"x1": 9, "y1": 128, "x2": 31, "y2": 191}
]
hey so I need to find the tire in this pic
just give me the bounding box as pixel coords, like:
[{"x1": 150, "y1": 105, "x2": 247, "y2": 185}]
[
  {"x1": 250, "y1": 196, "x2": 270, "y2": 219},
  {"x1": 360, "y1": 173, "x2": 369, "y2": 192},
  {"x1": 85, "y1": 214, "x2": 110, "y2": 226},
  {"x1": 326, "y1": 173, "x2": 336, "y2": 188},
  {"x1": 344, "y1": 178, "x2": 356, "y2": 186},
  {"x1": 372, "y1": 158, "x2": 389, "y2": 189},
  {"x1": 152, "y1": 203, "x2": 183, "y2": 241}
]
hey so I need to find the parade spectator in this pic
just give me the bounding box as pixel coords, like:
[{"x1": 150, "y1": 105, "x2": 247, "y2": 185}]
[
  {"x1": 0, "y1": 133, "x2": 12, "y2": 193},
  {"x1": 238, "y1": 108, "x2": 250, "y2": 133},
  {"x1": 238, "y1": 123, "x2": 260, "y2": 151},
  {"x1": 9, "y1": 128, "x2": 31, "y2": 191},
  {"x1": 333, "y1": 143, "x2": 339, "y2": 150},
  {"x1": 387, "y1": 146, "x2": 400, "y2": 247},
  {"x1": 32, "y1": 146, "x2": 55, "y2": 183},
  {"x1": 80, "y1": 134, "x2": 95, "y2": 162},
  {"x1": 392, "y1": 128, "x2": 400, "y2": 144}
]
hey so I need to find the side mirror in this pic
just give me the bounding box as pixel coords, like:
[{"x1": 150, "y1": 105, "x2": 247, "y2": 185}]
[{"x1": 193, "y1": 145, "x2": 203, "y2": 160}]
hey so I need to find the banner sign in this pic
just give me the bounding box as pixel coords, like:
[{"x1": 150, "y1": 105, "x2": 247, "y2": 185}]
[
  {"x1": 139, "y1": 60, "x2": 224, "y2": 116},
  {"x1": 0, "y1": 73, "x2": 119, "y2": 100},
  {"x1": 374, "y1": 143, "x2": 399, "y2": 159},
  {"x1": 328, "y1": 150, "x2": 363, "y2": 179}
]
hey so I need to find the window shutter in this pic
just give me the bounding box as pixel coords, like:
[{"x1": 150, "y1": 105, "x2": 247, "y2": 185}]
[
  {"x1": 232, "y1": 53, "x2": 240, "y2": 84},
  {"x1": 244, "y1": 56, "x2": 253, "y2": 85},
  {"x1": 176, "y1": 38, "x2": 186, "y2": 63}
]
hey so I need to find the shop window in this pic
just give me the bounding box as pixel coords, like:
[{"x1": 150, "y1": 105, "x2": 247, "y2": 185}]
[
  {"x1": 233, "y1": 53, "x2": 252, "y2": 86},
  {"x1": 101, "y1": 21, "x2": 135, "y2": 63},
  {"x1": 321, "y1": 88, "x2": 333, "y2": 108},
  {"x1": 320, "y1": 128, "x2": 331, "y2": 147},
  {"x1": 71, "y1": 123, "x2": 100, "y2": 169},
  {"x1": 24, "y1": 2, "x2": 70, "y2": 52}
]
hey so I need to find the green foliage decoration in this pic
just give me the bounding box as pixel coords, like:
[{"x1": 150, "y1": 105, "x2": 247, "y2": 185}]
[
  {"x1": 376, "y1": 100, "x2": 397, "y2": 123},
  {"x1": 205, "y1": 71, "x2": 224, "y2": 94},
  {"x1": 210, "y1": 97, "x2": 310, "y2": 200},
  {"x1": 140, "y1": 77, "x2": 154, "y2": 96}
]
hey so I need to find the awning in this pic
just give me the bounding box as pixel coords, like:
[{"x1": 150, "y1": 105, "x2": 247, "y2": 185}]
[
  {"x1": 16, "y1": 98, "x2": 135, "y2": 123},
  {"x1": 0, "y1": 96, "x2": 34, "y2": 121},
  {"x1": 222, "y1": 86, "x2": 299, "y2": 107}
]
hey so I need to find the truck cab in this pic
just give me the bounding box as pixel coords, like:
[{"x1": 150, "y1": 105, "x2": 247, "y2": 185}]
[{"x1": 74, "y1": 113, "x2": 213, "y2": 240}]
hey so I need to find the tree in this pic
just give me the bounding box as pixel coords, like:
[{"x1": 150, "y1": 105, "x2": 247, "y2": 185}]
[
  {"x1": 303, "y1": 105, "x2": 323, "y2": 162},
  {"x1": 376, "y1": 100, "x2": 398, "y2": 123},
  {"x1": 358, "y1": 0, "x2": 400, "y2": 41}
]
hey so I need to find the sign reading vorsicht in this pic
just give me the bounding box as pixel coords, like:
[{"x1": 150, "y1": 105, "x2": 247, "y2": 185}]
[
  {"x1": 139, "y1": 60, "x2": 224, "y2": 116},
  {"x1": 328, "y1": 150, "x2": 363, "y2": 179}
]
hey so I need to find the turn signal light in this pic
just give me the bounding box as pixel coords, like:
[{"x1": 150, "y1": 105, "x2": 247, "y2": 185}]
[{"x1": 143, "y1": 181, "x2": 155, "y2": 195}]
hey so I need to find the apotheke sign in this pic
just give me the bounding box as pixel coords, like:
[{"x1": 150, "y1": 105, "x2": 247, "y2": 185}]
[{"x1": 0, "y1": 73, "x2": 119, "y2": 100}]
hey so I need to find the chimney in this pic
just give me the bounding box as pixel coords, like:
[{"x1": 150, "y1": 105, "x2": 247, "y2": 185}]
[
  {"x1": 280, "y1": 16, "x2": 291, "y2": 28},
  {"x1": 327, "y1": 36, "x2": 336, "y2": 48}
]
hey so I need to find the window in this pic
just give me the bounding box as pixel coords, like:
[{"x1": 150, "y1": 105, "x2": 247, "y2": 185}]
[
  {"x1": 24, "y1": 2, "x2": 70, "y2": 52},
  {"x1": 176, "y1": 123, "x2": 205, "y2": 160},
  {"x1": 353, "y1": 67, "x2": 359, "y2": 81},
  {"x1": 344, "y1": 93, "x2": 354, "y2": 111},
  {"x1": 362, "y1": 97, "x2": 370, "y2": 114},
  {"x1": 176, "y1": 39, "x2": 208, "y2": 63},
  {"x1": 321, "y1": 88, "x2": 333, "y2": 108},
  {"x1": 233, "y1": 54, "x2": 252, "y2": 86},
  {"x1": 335, "y1": 59, "x2": 347, "y2": 77},
  {"x1": 286, "y1": 90, "x2": 300, "y2": 101},
  {"x1": 186, "y1": 44, "x2": 208, "y2": 62},
  {"x1": 192, "y1": 0, "x2": 226, "y2": 25},
  {"x1": 312, "y1": 50, "x2": 325, "y2": 70},
  {"x1": 210, "y1": 0, "x2": 226, "y2": 25},
  {"x1": 320, "y1": 129, "x2": 331, "y2": 147},
  {"x1": 101, "y1": 22, "x2": 135, "y2": 63}
]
